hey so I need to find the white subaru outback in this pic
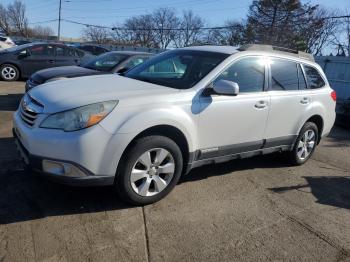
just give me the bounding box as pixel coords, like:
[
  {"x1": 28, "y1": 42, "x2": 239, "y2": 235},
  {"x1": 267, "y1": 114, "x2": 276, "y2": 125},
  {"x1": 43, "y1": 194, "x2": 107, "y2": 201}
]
[{"x1": 13, "y1": 45, "x2": 336, "y2": 205}]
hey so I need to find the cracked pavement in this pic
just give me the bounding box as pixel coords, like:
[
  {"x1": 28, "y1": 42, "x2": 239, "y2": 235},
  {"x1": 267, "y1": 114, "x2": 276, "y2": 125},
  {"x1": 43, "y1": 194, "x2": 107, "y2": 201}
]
[{"x1": 0, "y1": 81, "x2": 349, "y2": 262}]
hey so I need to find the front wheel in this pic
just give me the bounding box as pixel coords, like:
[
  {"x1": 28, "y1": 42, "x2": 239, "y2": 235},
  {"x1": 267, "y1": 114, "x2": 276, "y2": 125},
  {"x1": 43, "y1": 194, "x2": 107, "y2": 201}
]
[
  {"x1": 115, "y1": 136, "x2": 183, "y2": 205},
  {"x1": 287, "y1": 122, "x2": 319, "y2": 165}
]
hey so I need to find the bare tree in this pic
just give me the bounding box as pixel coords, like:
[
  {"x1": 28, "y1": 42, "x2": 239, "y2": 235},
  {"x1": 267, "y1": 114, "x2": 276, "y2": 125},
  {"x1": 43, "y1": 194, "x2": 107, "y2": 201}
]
[
  {"x1": 0, "y1": 4, "x2": 11, "y2": 35},
  {"x1": 152, "y1": 8, "x2": 179, "y2": 49},
  {"x1": 173, "y1": 10, "x2": 204, "y2": 47},
  {"x1": 330, "y1": 13, "x2": 350, "y2": 56},
  {"x1": 122, "y1": 14, "x2": 157, "y2": 48},
  {"x1": 205, "y1": 20, "x2": 246, "y2": 46},
  {"x1": 7, "y1": 0, "x2": 29, "y2": 37},
  {"x1": 300, "y1": 9, "x2": 340, "y2": 55},
  {"x1": 29, "y1": 25, "x2": 54, "y2": 39},
  {"x1": 82, "y1": 26, "x2": 109, "y2": 44}
]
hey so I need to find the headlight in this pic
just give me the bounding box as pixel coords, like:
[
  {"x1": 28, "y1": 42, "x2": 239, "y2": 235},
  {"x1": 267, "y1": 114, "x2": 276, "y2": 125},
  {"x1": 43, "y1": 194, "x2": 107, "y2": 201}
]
[{"x1": 40, "y1": 100, "x2": 118, "y2": 131}]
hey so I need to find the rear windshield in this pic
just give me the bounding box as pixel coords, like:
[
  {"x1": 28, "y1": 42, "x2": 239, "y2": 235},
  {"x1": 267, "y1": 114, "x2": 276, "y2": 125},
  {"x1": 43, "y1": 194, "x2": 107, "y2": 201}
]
[{"x1": 125, "y1": 50, "x2": 229, "y2": 89}]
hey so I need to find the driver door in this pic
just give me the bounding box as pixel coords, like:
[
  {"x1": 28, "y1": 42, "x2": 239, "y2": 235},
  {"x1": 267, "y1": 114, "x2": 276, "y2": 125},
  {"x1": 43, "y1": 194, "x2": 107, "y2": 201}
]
[{"x1": 197, "y1": 56, "x2": 270, "y2": 159}]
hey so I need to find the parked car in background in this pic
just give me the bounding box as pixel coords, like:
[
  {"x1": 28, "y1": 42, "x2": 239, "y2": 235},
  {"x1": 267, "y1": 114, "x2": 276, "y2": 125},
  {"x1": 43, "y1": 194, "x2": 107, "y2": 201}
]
[
  {"x1": 0, "y1": 36, "x2": 16, "y2": 47},
  {"x1": 25, "y1": 51, "x2": 151, "y2": 91},
  {"x1": 337, "y1": 98, "x2": 350, "y2": 127},
  {"x1": 316, "y1": 56, "x2": 350, "y2": 128},
  {"x1": 0, "y1": 43, "x2": 93, "y2": 81},
  {"x1": 77, "y1": 44, "x2": 109, "y2": 56},
  {"x1": 14, "y1": 40, "x2": 32, "y2": 46},
  {"x1": 13, "y1": 45, "x2": 335, "y2": 205},
  {"x1": 0, "y1": 41, "x2": 12, "y2": 50}
]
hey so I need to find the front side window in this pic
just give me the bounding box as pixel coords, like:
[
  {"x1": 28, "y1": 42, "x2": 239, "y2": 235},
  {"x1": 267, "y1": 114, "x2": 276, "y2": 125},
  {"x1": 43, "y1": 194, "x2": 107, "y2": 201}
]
[
  {"x1": 270, "y1": 59, "x2": 299, "y2": 91},
  {"x1": 303, "y1": 65, "x2": 325, "y2": 89},
  {"x1": 214, "y1": 57, "x2": 265, "y2": 93},
  {"x1": 125, "y1": 50, "x2": 228, "y2": 89},
  {"x1": 83, "y1": 52, "x2": 128, "y2": 72}
]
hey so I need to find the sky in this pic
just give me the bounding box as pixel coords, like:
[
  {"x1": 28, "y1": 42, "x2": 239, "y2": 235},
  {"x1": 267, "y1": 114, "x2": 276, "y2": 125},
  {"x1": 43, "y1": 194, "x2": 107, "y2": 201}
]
[{"x1": 1, "y1": 0, "x2": 350, "y2": 39}]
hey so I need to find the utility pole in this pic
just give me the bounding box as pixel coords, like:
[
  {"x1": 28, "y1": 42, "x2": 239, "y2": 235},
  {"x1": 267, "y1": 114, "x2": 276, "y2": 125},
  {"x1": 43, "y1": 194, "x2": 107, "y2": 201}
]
[{"x1": 58, "y1": 0, "x2": 62, "y2": 41}]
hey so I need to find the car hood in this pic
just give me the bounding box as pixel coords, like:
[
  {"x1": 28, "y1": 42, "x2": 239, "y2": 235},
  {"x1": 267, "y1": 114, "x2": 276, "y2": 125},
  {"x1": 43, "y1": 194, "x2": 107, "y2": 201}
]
[
  {"x1": 28, "y1": 74, "x2": 179, "y2": 113},
  {"x1": 31, "y1": 66, "x2": 106, "y2": 84}
]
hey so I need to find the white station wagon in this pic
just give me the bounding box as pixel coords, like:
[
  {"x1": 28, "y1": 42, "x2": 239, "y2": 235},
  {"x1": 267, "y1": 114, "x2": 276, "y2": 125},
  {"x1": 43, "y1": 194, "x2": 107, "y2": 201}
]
[{"x1": 13, "y1": 44, "x2": 336, "y2": 205}]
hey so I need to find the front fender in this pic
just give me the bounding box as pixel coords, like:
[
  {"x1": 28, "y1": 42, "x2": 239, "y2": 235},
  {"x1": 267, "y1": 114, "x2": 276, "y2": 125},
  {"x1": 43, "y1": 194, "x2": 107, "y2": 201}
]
[{"x1": 100, "y1": 105, "x2": 198, "y2": 152}]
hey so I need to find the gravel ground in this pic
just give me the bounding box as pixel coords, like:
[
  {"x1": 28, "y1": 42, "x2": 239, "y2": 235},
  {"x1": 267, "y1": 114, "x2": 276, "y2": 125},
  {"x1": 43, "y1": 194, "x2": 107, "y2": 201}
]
[{"x1": 0, "y1": 81, "x2": 349, "y2": 262}]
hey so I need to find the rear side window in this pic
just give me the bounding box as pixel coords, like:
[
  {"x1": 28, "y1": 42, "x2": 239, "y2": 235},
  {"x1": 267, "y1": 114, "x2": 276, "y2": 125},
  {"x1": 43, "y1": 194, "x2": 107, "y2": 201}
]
[
  {"x1": 215, "y1": 57, "x2": 265, "y2": 93},
  {"x1": 303, "y1": 65, "x2": 325, "y2": 89},
  {"x1": 270, "y1": 59, "x2": 299, "y2": 91}
]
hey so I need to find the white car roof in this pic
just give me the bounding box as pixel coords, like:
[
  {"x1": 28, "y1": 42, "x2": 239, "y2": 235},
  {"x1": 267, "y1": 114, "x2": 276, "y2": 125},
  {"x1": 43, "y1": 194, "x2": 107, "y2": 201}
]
[{"x1": 181, "y1": 45, "x2": 239, "y2": 54}]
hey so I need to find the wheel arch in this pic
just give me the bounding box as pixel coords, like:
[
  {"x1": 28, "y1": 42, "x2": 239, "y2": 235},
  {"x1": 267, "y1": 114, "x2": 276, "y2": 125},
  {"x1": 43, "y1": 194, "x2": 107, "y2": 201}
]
[
  {"x1": 120, "y1": 125, "x2": 191, "y2": 171},
  {"x1": 305, "y1": 115, "x2": 324, "y2": 144}
]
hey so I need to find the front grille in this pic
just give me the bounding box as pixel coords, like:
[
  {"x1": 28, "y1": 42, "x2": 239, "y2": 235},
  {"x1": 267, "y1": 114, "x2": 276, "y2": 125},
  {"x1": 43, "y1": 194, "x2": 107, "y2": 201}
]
[{"x1": 19, "y1": 95, "x2": 44, "y2": 127}]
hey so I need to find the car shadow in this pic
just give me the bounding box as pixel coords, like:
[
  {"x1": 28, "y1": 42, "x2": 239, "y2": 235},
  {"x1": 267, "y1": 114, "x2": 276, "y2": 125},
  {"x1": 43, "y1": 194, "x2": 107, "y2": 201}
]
[
  {"x1": 0, "y1": 93, "x2": 23, "y2": 111},
  {"x1": 269, "y1": 176, "x2": 350, "y2": 210},
  {"x1": 0, "y1": 168, "x2": 132, "y2": 225},
  {"x1": 0, "y1": 137, "x2": 133, "y2": 225},
  {"x1": 180, "y1": 154, "x2": 291, "y2": 184}
]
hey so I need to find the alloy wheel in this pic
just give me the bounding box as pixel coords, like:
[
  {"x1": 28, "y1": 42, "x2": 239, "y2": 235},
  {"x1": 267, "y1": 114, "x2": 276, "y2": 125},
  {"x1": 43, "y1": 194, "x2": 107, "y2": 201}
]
[
  {"x1": 130, "y1": 148, "x2": 175, "y2": 197},
  {"x1": 1, "y1": 66, "x2": 16, "y2": 80},
  {"x1": 297, "y1": 129, "x2": 316, "y2": 160}
]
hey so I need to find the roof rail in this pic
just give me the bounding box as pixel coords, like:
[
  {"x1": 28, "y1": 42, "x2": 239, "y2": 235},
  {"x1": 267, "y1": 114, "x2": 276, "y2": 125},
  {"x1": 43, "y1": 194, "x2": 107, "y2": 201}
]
[{"x1": 238, "y1": 44, "x2": 314, "y2": 62}]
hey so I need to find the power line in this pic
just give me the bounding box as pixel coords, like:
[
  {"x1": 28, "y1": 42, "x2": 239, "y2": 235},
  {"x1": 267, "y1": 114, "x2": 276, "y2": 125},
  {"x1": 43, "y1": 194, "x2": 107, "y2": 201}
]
[
  {"x1": 28, "y1": 19, "x2": 59, "y2": 25},
  {"x1": 325, "y1": 15, "x2": 350, "y2": 19},
  {"x1": 62, "y1": 19, "x2": 244, "y2": 31}
]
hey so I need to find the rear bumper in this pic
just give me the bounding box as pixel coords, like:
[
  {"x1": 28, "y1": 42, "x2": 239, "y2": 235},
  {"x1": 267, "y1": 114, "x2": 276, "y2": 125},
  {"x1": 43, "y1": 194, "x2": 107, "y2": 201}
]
[{"x1": 13, "y1": 128, "x2": 114, "y2": 187}]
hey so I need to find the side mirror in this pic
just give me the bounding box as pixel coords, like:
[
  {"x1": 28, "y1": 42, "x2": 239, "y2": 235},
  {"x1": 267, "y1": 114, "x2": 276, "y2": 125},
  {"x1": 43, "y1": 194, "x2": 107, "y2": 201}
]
[
  {"x1": 212, "y1": 80, "x2": 239, "y2": 96},
  {"x1": 18, "y1": 50, "x2": 29, "y2": 59}
]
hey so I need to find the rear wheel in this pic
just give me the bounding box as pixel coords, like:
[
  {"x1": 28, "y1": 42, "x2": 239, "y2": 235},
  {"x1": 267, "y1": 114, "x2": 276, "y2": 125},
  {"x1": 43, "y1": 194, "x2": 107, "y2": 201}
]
[
  {"x1": 115, "y1": 136, "x2": 183, "y2": 205},
  {"x1": 287, "y1": 122, "x2": 318, "y2": 165},
  {"x1": 0, "y1": 64, "x2": 19, "y2": 81}
]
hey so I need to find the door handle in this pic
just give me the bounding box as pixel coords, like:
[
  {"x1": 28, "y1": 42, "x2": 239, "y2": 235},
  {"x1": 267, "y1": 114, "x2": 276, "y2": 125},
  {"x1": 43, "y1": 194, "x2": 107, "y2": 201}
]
[
  {"x1": 48, "y1": 59, "x2": 55, "y2": 63},
  {"x1": 255, "y1": 101, "x2": 267, "y2": 109},
  {"x1": 300, "y1": 97, "x2": 310, "y2": 104}
]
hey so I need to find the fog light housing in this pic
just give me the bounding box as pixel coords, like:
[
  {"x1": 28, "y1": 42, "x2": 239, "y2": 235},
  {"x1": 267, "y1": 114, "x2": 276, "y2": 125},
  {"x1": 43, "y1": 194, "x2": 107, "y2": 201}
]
[{"x1": 42, "y1": 160, "x2": 88, "y2": 177}]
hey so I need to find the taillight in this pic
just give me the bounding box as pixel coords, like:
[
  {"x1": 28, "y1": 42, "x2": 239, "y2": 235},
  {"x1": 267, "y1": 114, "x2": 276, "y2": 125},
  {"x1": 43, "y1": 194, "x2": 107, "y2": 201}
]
[{"x1": 331, "y1": 91, "x2": 336, "y2": 101}]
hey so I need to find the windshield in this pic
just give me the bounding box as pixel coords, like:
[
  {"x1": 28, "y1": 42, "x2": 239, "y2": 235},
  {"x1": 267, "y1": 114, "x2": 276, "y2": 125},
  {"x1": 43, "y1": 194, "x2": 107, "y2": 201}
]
[
  {"x1": 125, "y1": 50, "x2": 229, "y2": 89},
  {"x1": 83, "y1": 52, "x2": 129, "y2": 72}
]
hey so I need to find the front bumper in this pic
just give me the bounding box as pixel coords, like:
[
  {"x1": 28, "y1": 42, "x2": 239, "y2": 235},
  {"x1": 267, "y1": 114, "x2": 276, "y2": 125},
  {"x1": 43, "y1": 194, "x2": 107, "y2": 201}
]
[
  {"x1": 12, "y1": 110, "x2": 120, "y2": 186},
  {"x1": 13, "y1": 128, "x2": 114, "y2": 186},
  {"x1": 25, "y1": 79, "x2": 37, "y2": 92}
]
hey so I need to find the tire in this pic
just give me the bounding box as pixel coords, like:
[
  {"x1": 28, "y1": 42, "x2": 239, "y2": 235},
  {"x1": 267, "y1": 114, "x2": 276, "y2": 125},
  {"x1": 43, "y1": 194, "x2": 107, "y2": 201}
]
[
  {"x1": 115, "y1": 135, "x2": 183, "y2": 205},
  {"x1": 0, "y1": 64, "x2": 19, "y2": 81},
  {"x1": 287, "y1": 122, "x2": 319, "y2": 165}
]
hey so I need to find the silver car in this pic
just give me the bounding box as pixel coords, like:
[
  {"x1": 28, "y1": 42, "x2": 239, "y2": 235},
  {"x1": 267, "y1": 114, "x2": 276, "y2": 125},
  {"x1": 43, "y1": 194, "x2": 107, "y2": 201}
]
[{"x1": 13, "y1": 44, "x2": 336, "y2": 205}]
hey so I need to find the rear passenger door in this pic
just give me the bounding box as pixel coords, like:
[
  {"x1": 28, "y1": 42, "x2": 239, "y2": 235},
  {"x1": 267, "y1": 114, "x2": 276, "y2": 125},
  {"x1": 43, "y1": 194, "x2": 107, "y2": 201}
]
[
  {"x1": 264, "y1": 58, "x2": 310, "y2": 147},
  {"x1": 55, "y1": 46, "x2": 79, "y2": 67}
]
